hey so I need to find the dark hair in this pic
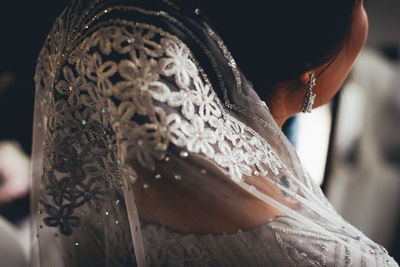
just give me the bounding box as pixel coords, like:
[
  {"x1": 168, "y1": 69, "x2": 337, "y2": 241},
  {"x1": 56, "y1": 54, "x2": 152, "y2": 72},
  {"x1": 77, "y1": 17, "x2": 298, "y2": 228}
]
[{"x1": 198, "y1": 0, "x2": 358, "y2": 97}]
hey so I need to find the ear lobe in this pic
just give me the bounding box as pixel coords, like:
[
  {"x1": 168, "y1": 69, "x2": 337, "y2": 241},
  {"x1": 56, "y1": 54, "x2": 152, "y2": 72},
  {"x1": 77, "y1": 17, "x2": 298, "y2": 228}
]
[{"x1": 299, "y1": 71, "x2": 314, "y2": 85}]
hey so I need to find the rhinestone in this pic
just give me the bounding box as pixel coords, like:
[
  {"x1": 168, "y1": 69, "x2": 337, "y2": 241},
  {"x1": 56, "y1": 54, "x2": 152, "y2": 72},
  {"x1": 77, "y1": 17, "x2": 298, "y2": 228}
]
[
  {"x1": 180, "y1": 151, "x2": 188, "y2": 158},
  {"x1": 115, "y1": 200, "x2": 120, "y2": 205},
  {"x1": 101, "y1": 109, "x2": 106, "y2": 113},
  {"x1": 81, "y1": 120, "x2": 87, "y2": 125},
  {"x1": 310, "y1": 94, "x2": 316, "y2": 106},
  {"x1": 84, "y1": 25, "x2": 89, "y2": 29},
  {"x1": 369, "y1": 250, "x2": 374, "y2": 255},
  {"x1": 161, "y1": 126, "x2": 168, "y2": 132},
  {"x1": 69, "y1": 86, "x2": 75, "y2": 91},
  {"x1": 117, "y1": 159, "x2": 121, "y2": 164},
  {"x1": 140, "y1": 85, "x2": 148, "y2": 91},
  {"x1": 59, "y1": 218, "x2": 64, "y2": 223},
  {"x1": 82, "y1": 226, "x2": 87, "y2": 230},
  {"x1": 155, "y1": 174, "x2": 162, "y2": 179},
  {"x1": 309, "y1": 74, "x2": 316, "y2": 87},
  {"x1": 194, "y1": 8, "x2": 200, "y2": 15},
  {"x1": 108, "y1": 144, "x2": 113, "y2": 149},
  {"x1": 200, "y1": 169, "x2": 207, "y2": 174},
  {"x1": 253, "y1": 171, "x2": 260, "y2": 176},
  {"x1": 196, "y1": 133, "x2": 201, "y2": 139},
  {"x1": 143, "y1": 184, "x2": 149, "y2": 189},
  {"x1": 137, "y1": 140, "x2": 144, "y2": 146},
  {"x1": 202, "y1": 95, "x2": 207, "y2": 100},
  {"x1": 114, "y1": 121, "x2": 121, "y2": 128},
  {"x1": 174, "y1": 174, "x2": 182, "y2": 180},
  {"x1": 115, "y1": 220, "x2": 119, "y2": 225},
  {"x1": 75, "y1": 242, "x2": 79, "y2": 247},
  {"x1": 105, "y1": 211, "x2": 109, "y2": 215},
  {"x1": 231, "y1": 160, "x2": 236, "y2": 164},
  {"x1": 104, "y1": 9, "x2": 108, "y2": 13},
  {"x1": 164, "y1": 156, "x2": 170, "y2": 162},
  {"x1": 250, "y1": 185, "x2": 256, "y2": 191}
]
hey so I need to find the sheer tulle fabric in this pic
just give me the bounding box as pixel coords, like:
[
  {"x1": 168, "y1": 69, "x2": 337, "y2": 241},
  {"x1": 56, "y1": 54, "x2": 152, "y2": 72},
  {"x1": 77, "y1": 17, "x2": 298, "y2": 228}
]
[{"x1": 30, "y1": 0, "x2": 398, "y2": 266}]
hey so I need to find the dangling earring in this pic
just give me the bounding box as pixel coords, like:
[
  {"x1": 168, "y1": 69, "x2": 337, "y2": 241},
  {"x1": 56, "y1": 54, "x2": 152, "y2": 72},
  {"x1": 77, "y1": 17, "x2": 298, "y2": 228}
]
[{"x1": 301, "y1": 74, "x2": 317, "y2": 113}]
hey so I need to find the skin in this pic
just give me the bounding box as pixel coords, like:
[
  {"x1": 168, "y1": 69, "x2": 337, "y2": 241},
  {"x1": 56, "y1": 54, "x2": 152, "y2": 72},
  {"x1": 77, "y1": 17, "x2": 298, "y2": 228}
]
[
  {"x1": 132, "y1": 0, "x2": 369, "y2": 233},
  {"x1": 267, "y1": 0, "x2": 369, "y2": 128}
]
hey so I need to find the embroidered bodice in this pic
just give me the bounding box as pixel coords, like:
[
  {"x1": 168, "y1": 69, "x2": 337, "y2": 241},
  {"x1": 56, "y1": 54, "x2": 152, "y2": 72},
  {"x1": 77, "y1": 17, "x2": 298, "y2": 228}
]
[{"x1": 30, "y1": 0, "x2": 398, "y2": 266}]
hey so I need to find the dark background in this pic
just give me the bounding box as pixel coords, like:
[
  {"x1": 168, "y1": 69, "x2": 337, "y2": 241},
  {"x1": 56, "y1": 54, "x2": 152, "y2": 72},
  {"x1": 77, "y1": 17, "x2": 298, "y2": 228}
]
[{"x1": 0, "y1": 1, "x2": 68, "y2": 154}]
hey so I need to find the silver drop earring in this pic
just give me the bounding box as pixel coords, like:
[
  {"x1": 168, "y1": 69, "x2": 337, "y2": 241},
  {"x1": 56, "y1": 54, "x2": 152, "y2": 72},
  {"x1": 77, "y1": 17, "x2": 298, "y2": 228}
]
[{"x1": 301, "y1": 74, "x2": 317, "y2": 113}]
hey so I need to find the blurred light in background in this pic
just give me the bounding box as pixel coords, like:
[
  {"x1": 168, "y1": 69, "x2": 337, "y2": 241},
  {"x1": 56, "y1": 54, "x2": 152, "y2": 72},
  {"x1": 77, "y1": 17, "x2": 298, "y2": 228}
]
[{"x1": 296, "y1": 105, "x2": 332, "y2": 185}]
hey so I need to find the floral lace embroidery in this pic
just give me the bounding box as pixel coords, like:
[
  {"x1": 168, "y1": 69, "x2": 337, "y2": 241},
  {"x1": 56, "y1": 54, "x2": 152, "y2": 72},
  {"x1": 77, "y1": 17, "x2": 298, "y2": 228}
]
[
  {"x1": 36, "y1": 20, "x2": 286, "y2": 236},
  {"x1": 96, "y1": 21, "x2": 286, "y2": 182}
]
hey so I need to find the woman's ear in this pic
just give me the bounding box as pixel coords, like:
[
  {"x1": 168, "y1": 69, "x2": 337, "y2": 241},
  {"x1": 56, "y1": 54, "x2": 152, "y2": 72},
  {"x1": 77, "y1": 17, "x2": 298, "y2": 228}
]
[{"x1": 299, "y1": 71, "x2": 314, "y2": 85}]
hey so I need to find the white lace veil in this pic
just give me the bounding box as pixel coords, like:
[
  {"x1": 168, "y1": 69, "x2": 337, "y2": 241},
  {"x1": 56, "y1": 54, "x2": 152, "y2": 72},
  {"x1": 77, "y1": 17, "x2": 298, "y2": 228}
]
[{"x1": 30, "y1": 0, "x2": 397, "y2": 266}]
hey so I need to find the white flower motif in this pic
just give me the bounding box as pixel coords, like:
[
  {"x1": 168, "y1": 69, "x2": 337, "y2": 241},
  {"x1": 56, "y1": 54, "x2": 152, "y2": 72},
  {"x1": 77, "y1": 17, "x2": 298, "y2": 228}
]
[
  {"x1": 160, "y1": 38, "x2": 198, "y2": 88},
  {"x1": 225, "y1": 118, "x2": 253, "y2": 152},
  {"x1": 193, "y1": 77, "x2": 221, "y2": 119},
  {"x1": 249, "y1": 136, "x2": 282, "y2": 176},
  {"x1": 113, "y1": 59, "x2": 171, "y2": 116},
  {"x1": 68, "y1": 44, "x2": 93, "y2": 75},
  {"x1": 245, "y1": 149, "x2": 269, "y2": 177},
  {"x1": 165, "y1": 113, "x2": 186, "y2": 147},
  {"x1": 264, "y1": 148, "x2": 282, "y2": 176},
  {"x1": 167, "y1": 89, "x2": 202, "y2": 120},
  {"x1": 208, "y1": 117, "x2": 234, "y2": 142},
  {"x1": 215, "y1": 141, "x2": 252, "y2": 182},
  {"x1": 120, "y1": 106, "x2": 171, "y2": 170},
  {"x1": 85, "y1": 53, "x2": 117, "y2": 95},
  {"x1": 180, "y1": 116, "x2": 216, "y2": 157},
  {"x1": 91, "y1": 26, "x2": 120, "y2": 55}
]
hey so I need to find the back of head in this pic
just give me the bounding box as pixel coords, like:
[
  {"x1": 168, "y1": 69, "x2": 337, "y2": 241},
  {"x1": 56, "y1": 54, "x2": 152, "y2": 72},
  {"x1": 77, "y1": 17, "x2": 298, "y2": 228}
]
[{"x1": 199, "y1": 0, "x2": 357, "y2": 95}]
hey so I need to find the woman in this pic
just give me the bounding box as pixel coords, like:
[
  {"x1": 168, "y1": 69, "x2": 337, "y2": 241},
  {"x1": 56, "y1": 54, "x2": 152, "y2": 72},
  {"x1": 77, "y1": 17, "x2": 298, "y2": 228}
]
[{"x1": 31, "y1": 0, "x2": 398, "y2": 266}]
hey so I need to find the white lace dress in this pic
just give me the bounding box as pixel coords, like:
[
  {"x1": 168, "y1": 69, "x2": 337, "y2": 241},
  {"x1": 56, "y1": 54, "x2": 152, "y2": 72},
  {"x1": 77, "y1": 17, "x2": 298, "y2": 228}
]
[{"x1": 30, "y1": 0, "x2": 399, "y2": 266}]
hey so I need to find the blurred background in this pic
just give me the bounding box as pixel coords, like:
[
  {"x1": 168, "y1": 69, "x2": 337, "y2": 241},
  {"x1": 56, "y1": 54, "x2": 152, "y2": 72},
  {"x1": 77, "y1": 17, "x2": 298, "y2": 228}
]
[{"x1": 0, "y1": 0, "x2": 399, "y2": 266}]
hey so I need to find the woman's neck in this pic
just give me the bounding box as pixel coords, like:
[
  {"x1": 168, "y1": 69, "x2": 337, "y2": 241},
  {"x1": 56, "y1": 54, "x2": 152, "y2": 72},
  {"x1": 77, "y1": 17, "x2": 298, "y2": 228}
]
[{"x1": 262, "y1": 81, "x2": 305, "y2": 128}]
